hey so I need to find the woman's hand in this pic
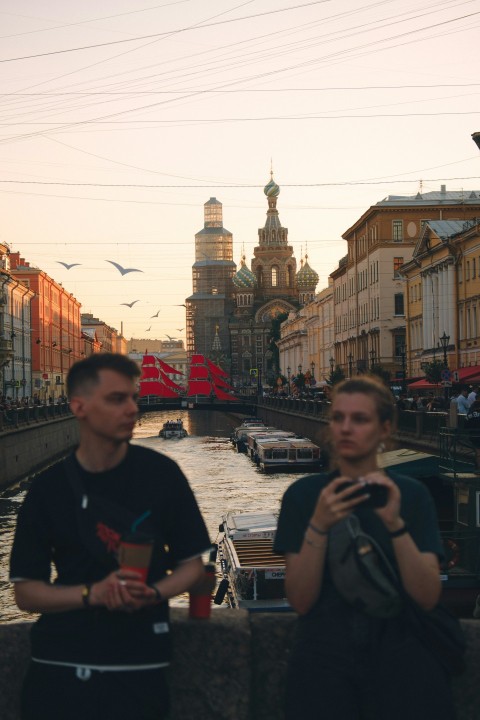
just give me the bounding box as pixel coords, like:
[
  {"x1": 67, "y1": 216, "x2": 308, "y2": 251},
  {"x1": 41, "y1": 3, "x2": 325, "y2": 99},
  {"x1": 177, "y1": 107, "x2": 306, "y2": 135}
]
[
  {"x1": 362, "y1": 470, "x2": 402, "y2": 531},
  {"x1": 310, "y1": 475, "x2": 372, "y2": 531}
]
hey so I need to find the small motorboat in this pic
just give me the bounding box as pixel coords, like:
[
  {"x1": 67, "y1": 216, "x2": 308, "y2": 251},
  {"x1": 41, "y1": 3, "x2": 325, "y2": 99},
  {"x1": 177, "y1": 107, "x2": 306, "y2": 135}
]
[{"x1": 159, "y1": 418, "x2": 188, "y2": 439}]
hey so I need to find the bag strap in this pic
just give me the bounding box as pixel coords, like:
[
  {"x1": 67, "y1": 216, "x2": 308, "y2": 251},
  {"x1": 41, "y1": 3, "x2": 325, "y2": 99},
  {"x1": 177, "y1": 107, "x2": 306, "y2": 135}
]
[{"x1": 63, "y1": 455, "x2": 117, "y2": 568}]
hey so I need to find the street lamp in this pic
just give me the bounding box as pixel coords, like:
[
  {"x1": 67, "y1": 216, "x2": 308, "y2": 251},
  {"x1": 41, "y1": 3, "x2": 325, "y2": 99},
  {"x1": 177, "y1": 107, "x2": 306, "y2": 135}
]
[
  {"x1": 310, "y1": 361, "x2": 315, "y2": 382},
  {"x1": 347, "y1": 352, "x2": 353, "y2": 377},
  {"x1": 298, "y1": 363, "x2": 302, "y2": 375},
  {"x1": 287, "y1": 366, "x2": 291, "y2": 396},
  {"x1": 439, "y1": 331, "x2": 450, "y2": 403},
  {"x1": 369, "y1": 348, "x2": 376, "y2": 369},
  {"x1": 400, "y1": 345, "x2": 407, "y2": 394},
  {"x1": 329, "y1": 356, "x2": 335, "y2": 373}
]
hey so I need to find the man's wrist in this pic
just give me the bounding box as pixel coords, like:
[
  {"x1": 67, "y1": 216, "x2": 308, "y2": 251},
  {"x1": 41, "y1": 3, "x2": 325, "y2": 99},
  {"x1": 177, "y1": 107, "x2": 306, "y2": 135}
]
[
  {"x1": 149, "y1": 584, "x2": 163, "y2": 604},
  {"x1": 385, "y1": 518, "x2": 407, "y2": 535}
]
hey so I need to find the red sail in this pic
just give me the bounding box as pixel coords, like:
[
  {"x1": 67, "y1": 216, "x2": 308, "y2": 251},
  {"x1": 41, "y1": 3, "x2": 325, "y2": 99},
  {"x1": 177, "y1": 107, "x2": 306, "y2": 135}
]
[
  {"x1": 160, "y1": 370, "x2": 183, "y2": 391},
  {"x1": 187, "y1": 379, "x2": 212, "y2": 397},
  {"x1": 158, "y1": 358, "x2": 183, "y2": 375},
  {"x1": 140, "y1": 366, "x2": 158, "y2": 380},
  {"x1": 189, "y1": 366, "x2": 209, "y2": 380},
  {"x1": 207, "y1": 359, "x2": 228, "y2": 377},
  {"x1": 142, "y1": 355, "x2": 157, "y2": 366},
  {"x1": 213, "y1": 384, "x2": 239, "y2": 401},
  {"x1": 191, "y1": 354, "x2": 205, "y2": 365},
  {"x1": 139, "y1": 380, "x2": 177, "y2": 398},
  {"x1": 213, "y1": 375, "x2": 235, "y2": 391}
]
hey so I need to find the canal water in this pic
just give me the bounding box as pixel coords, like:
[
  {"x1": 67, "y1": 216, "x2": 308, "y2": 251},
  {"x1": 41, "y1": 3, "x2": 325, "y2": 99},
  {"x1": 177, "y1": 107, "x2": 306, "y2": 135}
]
[{"x1": 0, "y1": 410, "x2": 298, "y2": 623}]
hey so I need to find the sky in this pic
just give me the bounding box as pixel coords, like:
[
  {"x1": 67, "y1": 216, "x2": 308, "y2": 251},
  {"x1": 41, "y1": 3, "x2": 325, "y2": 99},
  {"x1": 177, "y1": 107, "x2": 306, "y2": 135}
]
[{"x1": 0, "y1": 0, "x2": 479, "y2": 343}]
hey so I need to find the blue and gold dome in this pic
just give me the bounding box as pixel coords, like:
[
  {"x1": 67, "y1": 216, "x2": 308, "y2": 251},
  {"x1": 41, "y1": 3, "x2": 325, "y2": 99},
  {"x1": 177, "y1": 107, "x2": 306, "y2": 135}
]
[
  {"x1": 233, "y1": 256, "x2": 257, "y2": 289},
  {"x1": 264, "y1": 173, "x2": 280, "y2": 198},
  {"x1": 296, "y1": 255, "x2": 319, "y2": 289}
]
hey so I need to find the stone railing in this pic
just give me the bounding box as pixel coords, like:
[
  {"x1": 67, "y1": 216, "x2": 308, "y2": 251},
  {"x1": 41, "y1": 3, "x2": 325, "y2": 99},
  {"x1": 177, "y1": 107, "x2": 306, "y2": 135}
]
[
  {"x1": 0, "y1": 402, "x2": 72, "y2": 432},
  {"x1": 0, "y1": 612, "x2": 479, "y2": 719}
]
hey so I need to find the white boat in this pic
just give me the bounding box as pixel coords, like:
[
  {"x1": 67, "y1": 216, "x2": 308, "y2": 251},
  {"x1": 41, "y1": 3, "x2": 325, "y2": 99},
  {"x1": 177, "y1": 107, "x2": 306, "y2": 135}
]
[
  {"x1": 256, "y1": 438, "x2": 323, "y2": 472},
  {"x1": 159, "y1": 419, "x2": 188, "y2": 438},
  {"x1": 214, "y1": 511, "x2": 291, "y2": 612},
  {"x1": 245, "y1": 429, "x2": 297, "y2": 461}
]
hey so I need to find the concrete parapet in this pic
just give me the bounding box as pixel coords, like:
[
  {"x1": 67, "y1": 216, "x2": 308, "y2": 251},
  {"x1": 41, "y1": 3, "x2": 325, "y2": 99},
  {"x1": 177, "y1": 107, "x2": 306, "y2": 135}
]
[{"x1": 0, "y1": 613, "x2": 479, "y2": 719}]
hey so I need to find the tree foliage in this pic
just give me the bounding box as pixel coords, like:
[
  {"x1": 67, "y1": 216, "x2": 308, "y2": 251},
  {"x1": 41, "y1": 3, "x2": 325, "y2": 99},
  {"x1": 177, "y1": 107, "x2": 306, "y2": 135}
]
[
  {"x1": 327, "y1": 365, "x2": 346, "y2": 387},
  {"x1": 423, "y1": 360, "x2": 444, "y2": 385}
]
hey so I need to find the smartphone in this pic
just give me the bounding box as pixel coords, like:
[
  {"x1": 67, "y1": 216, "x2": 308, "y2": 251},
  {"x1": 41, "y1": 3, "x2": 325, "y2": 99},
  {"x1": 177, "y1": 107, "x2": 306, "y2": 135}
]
[{"x1": 335, "y1": 481, "x2": 388, "y2": 508}]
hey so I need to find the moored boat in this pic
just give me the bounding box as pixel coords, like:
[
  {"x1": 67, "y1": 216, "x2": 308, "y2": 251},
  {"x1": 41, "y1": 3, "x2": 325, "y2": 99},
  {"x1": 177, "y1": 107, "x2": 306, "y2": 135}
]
[
  {"x1": 256, "y1": 438, "x2": 323, "y2": 472},
  {"x1": 214, "y1": 511, "x2": 290, "y2": 612},
  {"x1": 159, "y1": 418, "x2": 188, "y2": 438}
]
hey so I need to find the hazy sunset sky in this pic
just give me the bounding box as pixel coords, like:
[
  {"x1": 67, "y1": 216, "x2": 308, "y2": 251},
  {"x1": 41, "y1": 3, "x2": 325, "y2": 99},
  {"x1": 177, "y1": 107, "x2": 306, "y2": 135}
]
[{"x1": 1, "y1": 0, "x2": 479, "y2": 341}]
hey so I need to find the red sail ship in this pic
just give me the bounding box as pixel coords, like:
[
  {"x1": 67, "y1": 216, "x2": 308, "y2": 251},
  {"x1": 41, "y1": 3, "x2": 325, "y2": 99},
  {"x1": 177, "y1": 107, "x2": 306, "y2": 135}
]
[
  {"x1": 138, "y1": 355, "x2": 184, "y2": 398},
  {"x1": 187, "y1": 354, "x2": 238, "y2": 401}
]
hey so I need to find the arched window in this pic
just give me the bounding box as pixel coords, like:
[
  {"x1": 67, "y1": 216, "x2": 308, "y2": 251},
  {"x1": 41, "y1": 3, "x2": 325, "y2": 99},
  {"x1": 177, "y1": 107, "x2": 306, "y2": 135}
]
[
  {"x1": 287, "y1": 266, "x2": 293, "y2": 288},
  {"x1": 257, "y1": 267, "x2": 264, "y2": 287},
  {"x1": 272, "y1": 266, "x2": 279, "y2": 287}
]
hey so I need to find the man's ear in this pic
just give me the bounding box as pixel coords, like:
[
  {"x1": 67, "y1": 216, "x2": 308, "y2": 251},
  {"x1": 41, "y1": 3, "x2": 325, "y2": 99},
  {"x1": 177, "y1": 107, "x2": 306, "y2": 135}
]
[{"x1": 69, "y1": 396, "x2": 86, "y2": 419}]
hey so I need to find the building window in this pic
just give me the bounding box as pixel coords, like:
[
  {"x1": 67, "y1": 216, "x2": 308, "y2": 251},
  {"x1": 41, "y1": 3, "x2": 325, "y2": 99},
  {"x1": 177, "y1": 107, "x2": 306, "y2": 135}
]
[
  {"x1": 467, "y1": 261, "x2": 470, "y2": 281},
  {"x1": 393, "y1": 257, "x2": 404, "y2": 277},
  {"x1": 394, "y1": 293, "x2": 404, "y2": 316},
  {"x1": 458, "y1": 263, "x2": 463, "y2": 284},
  {"x1": 271, "y1": 266, "x2": 279, "y2": 287},
  {"x1": 473, "y1": 258, "x2": 477, "y2": 279},
  {"x1": 392, "y1": 220, "x2": 403, "y2": 242}
]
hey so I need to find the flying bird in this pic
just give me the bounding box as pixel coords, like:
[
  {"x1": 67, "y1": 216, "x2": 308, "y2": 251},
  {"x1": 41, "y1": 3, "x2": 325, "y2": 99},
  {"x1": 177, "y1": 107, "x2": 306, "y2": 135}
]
[
  {"x1": 165, "y1": 334, "x2": 174, "y2": 340},
  {"x1": 145, "y1": 326, "x2": 151, "y2": 332},
  {"x1": 176, "y1": 328, "x2": 184, "y2": 332},
  {"x1": 150, "y1": 310, "x2": 161, "y2": 318},
  {"x1": 105, "y1": 260, "x2": 143, "y2": 275},
  {"x1": 120, "y1": 300, "x2": 139, "y2": 308},
  {"x1": 56, "y1": 261, "x2": 81, "y2": 270},
  {"x1": 175, "y1": 304, "x2": 186, "y2": 307}
]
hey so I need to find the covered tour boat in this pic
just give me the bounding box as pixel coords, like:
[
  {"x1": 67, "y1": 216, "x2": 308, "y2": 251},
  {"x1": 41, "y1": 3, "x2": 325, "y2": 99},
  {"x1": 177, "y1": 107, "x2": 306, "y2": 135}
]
[
  {"x1": 255, "y1": 438, "x2": 323, "y2": 472},
  {"x1": 214, "y1": 511, "x2": 291, "y2": 612}
]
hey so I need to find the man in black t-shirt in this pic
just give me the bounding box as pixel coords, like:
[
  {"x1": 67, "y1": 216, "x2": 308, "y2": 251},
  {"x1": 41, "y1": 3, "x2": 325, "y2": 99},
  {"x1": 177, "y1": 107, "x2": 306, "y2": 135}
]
[{"x1": 10, "y1": 353, "x2": 210, "y2": 720}]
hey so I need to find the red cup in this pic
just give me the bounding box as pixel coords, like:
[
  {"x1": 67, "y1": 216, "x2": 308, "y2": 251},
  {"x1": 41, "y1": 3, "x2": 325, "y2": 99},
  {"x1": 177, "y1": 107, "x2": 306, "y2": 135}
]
[
  {"x1": 118, "y1": 534, "x2": 153, "y2": 583},
  {"x1": 189, "y1": 564, "x2": 216, "y2": 619}
]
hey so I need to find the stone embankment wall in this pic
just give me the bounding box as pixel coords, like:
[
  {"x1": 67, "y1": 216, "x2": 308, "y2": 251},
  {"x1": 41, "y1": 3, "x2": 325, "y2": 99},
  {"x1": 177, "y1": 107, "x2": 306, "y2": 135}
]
[
  {"x1": 0, "y1": 417, "x2": 79, "y2": 489},
  {"x1": 0, "y1": 612, "x2": 479, "y2": 719}
]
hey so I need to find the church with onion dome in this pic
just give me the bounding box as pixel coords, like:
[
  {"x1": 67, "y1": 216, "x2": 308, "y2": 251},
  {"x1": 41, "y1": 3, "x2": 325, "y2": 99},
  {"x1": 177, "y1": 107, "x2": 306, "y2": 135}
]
[{"x1": 185, "y1": 173, "x2": 319, "y2": 386}]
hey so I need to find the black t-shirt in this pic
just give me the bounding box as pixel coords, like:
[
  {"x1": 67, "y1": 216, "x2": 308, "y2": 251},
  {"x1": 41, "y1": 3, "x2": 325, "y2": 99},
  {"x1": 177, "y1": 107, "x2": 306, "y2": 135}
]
[{"x1": 10, "y1": 444, "x2": 211, "y2": 668}]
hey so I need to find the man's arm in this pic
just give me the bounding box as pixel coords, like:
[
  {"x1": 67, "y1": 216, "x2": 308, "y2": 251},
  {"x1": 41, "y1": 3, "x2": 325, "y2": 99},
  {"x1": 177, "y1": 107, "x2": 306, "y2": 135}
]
[{"x1": 14, "y1": 558, "x2": 205, "y2": 613}]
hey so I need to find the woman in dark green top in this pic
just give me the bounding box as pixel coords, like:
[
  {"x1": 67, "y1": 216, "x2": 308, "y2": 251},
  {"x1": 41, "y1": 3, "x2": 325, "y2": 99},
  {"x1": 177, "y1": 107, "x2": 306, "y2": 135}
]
[{"x1": 275, "y1": 376, "x2": 455, "y2": 720}]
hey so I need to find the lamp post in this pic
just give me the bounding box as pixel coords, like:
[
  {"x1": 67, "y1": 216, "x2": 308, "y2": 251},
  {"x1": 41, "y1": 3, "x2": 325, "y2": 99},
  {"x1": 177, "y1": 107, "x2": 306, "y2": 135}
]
[
  {"x1": 329, "y1": 356, "x2": 335, "y2": 373},
  {"x1": 287, "y1": 366, "x2": 291, "y2": 396},
  {"x1": 439, "y1": 331, "x2": 450, "y2": 403},
  {"x1": 310, "y1": 361, "x2": 315, "y2": 388},
  {"x1": 400, "y1": 345, "x2": 407, "y2": 394},
  {"x1": 347, "y1": 352, "x2": 353, "y2": 378},
  {"x1": 369, "y1": 348, "x2": 376, "y2": 370}
]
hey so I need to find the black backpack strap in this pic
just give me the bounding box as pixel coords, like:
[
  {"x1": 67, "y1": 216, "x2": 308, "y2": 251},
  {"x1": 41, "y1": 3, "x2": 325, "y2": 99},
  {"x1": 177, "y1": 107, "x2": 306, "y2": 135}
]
[{"x1": 63, "y1": 455, "x2": 116, "y2": 568}]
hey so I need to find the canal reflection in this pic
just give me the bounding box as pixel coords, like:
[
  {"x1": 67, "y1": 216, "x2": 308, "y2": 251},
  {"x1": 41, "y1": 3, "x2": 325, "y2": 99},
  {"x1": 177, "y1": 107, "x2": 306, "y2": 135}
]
[{"x1": 0, "y1": 410, "x2": 297, "y2": 623}]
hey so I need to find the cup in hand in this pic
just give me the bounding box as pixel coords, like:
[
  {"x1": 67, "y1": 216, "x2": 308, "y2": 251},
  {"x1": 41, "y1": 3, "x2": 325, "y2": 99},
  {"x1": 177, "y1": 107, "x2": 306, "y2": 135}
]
[{"x1": 118, "y1": 533, "x2": 153, "y2": 583}]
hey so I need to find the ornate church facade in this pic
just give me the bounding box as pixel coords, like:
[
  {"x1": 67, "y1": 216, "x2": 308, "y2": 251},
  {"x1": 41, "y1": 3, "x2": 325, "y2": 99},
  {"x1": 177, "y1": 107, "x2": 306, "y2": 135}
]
[{"x1": 186, "y1": 175, "x2": 319, "y2": 385}]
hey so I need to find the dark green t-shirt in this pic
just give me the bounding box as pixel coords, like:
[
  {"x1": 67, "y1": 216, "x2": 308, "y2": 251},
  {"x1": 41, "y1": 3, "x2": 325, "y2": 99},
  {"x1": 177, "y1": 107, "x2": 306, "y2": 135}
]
[{"x1": 274, "y1": 470, "x2": 444, "y2": 567}]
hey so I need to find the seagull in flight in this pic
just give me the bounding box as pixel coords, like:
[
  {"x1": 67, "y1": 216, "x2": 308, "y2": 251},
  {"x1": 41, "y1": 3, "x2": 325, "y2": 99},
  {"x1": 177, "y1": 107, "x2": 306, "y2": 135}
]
[
  {"x1": 120, "y1": 300, "x2": 139, "y2": 308},
  {"x1": 176, "y1": 328, "x2": 184, "y2": 332},
  {"x1": 150, "y1": 309, "x2": 161, "y2": 318},
  {"x1": 56, "y1": 261, "x2": 81, "y2": 270},
  {"x1": 165, "y1": 334, "x2": 174, "y2": 340},
  {"x1": 145, "y1": 326, "x2": 151, "y2": 332},
  {"x1": 175, "y1": 303, "x2": 186, "y2": 307},
  {"x1": 105, "y1": 260, "x2": 143, "y2": 275}
]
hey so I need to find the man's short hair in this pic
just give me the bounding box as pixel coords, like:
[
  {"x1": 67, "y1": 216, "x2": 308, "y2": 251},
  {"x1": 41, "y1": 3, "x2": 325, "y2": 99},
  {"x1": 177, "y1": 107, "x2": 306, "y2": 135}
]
[{"x1": 67, "y1": 353, "x2": 140, "y2": 398}]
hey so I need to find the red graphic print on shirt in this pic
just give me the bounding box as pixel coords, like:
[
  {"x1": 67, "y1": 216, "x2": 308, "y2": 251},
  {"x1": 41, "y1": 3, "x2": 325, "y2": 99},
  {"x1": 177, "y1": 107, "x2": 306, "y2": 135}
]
[{"x1": 96, "y1": 522, "x2": 121, "y2": 554}]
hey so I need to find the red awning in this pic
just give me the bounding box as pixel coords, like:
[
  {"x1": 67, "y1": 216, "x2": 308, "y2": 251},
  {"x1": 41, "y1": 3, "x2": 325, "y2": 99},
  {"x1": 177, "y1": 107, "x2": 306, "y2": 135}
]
[
  {"x1": 407, "y1": 379, "x2": 438, "y2": 390},
  {"x1": 457, "y1": 366, "x2": 480, "y2": 382}
]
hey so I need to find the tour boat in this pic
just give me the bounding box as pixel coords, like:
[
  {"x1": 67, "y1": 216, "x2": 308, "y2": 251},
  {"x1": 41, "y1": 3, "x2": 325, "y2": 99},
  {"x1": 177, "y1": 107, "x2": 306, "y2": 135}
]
[
  {"x1": 255, "y1": 438, "x2": 323, "y2": 472},
  {"x1": 214, "y1": 511, "x2": 290, "y2": 612},
  {"x1": 159, "y1": 419, "x2": 188, "y2": 439},
  {"x1": 245, "y1": 429, "x2": 297, "y2": 461}
]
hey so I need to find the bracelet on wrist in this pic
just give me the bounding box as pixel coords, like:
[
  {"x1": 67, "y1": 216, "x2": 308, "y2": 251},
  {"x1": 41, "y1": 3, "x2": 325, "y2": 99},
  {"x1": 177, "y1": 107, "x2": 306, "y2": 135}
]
[
  {"x1": 81, "y1": 583, "x2": 92, "y2": 608},
  {"x1": 149, "y1": 584, "x2": 163, "y2": 603},
  {"x1": 308, "y1": 522, "x2": 329, "y2": 536},
  {"x1": 389, "y1": 523, "x2": 408, "y2": 538},
  {"x1": 304, "y1": 535, "x2": 325, "y2": 549}
]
